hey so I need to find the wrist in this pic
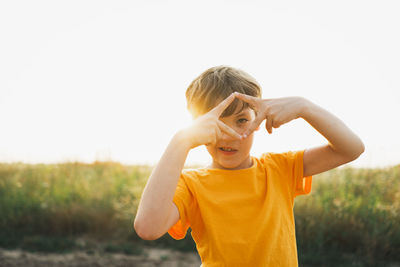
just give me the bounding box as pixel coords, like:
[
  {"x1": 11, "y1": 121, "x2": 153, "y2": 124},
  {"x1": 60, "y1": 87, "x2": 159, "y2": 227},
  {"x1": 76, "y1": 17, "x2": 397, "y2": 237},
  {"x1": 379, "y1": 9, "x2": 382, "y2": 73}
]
[
  {"x1": 175, "y1": 128, "x2": 195, "y2": 151},
  {"x1": 298, "y1": 97, "x2": 313, "y2": 119}
]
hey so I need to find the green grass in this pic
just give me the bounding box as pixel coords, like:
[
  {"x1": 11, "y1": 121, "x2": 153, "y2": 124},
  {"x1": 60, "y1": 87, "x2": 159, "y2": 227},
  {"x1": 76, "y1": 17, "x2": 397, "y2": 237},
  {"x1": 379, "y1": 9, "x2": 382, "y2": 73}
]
[
  {"x1": 294, "y1": 165, "x2": 400, "y2": 266},
  {"x1": 0, "y1": 161, "x2": 150, "y2": 253},
  {"x1": 0, "y1": 161, "x2": 399, "y2": 265}
]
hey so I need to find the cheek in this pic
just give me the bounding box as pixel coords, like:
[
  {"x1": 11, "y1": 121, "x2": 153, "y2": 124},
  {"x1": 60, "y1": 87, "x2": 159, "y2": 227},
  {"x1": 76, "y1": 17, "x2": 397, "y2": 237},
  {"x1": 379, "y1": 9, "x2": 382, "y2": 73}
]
[
  {"x1": 239, "y1": 123, "x2": 252, "y2": 133},
  {"x1": 240, "y1": 134, "x2": 254, "y2": 147},
  {"x1": 236, "y1": 127, "x2": 246, "y2": 135},
  {"x1": 206, "y1": 145, "x2": 217, "y2": 155}
]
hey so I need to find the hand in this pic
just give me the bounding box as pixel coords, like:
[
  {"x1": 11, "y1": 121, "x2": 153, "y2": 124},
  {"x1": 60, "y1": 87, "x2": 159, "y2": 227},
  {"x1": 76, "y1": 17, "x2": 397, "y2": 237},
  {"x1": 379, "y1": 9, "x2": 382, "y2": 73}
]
[
  {"x1": 234, "y1": 93, "x2": 307, "y2": 136},
  {"x1": 182, "y1": 93, "x2": 243, "y2": 149}
]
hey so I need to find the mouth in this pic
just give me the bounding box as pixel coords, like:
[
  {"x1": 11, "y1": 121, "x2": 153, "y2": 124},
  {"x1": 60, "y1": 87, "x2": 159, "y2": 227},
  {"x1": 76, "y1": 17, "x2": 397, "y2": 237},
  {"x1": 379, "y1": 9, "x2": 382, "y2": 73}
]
[{"x1": 219, "y1": 147, "x2": 238, "y2": 155}]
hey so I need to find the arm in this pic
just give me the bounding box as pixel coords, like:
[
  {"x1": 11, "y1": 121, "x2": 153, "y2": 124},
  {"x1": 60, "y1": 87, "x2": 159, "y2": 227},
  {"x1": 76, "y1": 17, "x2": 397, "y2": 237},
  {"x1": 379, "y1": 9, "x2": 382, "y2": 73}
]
[
  {"x1": 234, "y1": 93, "x2": 365, "y2": 177},
  {"x1": 134, "y1": 93, "x2": 242, "y2": 240},
  {"x1": 300, "y1": 99, "x2": 365, "y2": 176},
  {"x1": 134, "y1": 130, "x2": 191, "y2": 240}
]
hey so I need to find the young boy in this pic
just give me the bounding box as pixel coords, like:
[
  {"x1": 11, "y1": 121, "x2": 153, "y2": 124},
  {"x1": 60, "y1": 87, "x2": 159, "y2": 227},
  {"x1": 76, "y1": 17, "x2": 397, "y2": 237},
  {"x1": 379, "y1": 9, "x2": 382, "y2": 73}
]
[{"x1": 134, "y1": 66, "x2": 364, "y2": 266}]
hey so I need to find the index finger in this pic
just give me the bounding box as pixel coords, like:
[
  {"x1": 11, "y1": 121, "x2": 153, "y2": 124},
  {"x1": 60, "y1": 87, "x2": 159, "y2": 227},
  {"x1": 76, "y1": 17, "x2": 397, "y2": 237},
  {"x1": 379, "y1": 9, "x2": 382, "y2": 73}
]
[
  {"x1": 209, "y1": 93, "x2": 237, "y2": 117},
  {"x1": 234, "y1": 92, "x2": 258, "y2": 107},
  {"x1": 217, "y1": 120, "x2": 243, "y2": 140}
]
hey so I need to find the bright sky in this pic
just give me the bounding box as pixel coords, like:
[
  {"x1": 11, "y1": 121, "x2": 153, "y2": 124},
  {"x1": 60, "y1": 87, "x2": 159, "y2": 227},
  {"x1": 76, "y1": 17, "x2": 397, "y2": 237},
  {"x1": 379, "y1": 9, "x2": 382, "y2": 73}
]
[{"x1": 0, "y1": 1, "x2": 399, "y2": 168}]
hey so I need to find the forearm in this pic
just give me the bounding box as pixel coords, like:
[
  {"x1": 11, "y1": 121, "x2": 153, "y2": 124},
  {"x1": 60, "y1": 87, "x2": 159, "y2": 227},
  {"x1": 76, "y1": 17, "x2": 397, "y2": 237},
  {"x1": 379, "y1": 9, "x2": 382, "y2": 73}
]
[
  {"x1": 134, "y1": 129, "x2": 191, "y2": 236},
  {"x1": 300, "y1": 98, "x2": 365, "y2": 158}
]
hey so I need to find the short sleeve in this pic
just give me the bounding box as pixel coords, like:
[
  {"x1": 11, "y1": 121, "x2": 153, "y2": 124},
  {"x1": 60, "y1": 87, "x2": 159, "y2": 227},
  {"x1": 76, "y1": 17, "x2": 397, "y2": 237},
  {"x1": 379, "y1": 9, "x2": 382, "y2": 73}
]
[
  {"x1": 262, "y1": 150, "x2": 312, "y2": 199},
  {"x1": 291, "y1": 150, "x2": 312, "y2": 198},
  {"x1": 167, "y1": 173, "x2": 193, "y2": 240}
]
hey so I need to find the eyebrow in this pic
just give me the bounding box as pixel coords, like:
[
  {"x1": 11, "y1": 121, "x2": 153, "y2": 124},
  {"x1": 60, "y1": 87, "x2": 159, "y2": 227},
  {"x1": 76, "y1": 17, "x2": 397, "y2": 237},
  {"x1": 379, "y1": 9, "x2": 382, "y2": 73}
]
[{"x1": 234, "y1": 111, "x2": 249, "y2": 117}]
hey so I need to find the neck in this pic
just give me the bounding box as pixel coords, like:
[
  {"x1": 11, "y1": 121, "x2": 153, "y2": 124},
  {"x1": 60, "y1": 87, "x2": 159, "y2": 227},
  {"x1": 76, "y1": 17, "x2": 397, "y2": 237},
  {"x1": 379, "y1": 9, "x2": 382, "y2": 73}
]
[{"x1": 209, "y1": 156, "x2": 253, "y2": 170}]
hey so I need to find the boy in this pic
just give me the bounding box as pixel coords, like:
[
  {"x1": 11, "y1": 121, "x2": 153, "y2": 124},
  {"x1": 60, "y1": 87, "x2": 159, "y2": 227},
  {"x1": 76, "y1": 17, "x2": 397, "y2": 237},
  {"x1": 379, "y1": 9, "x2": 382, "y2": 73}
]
[{"x1": 134, "y1": 66, "x2": 364, "y2": 266}]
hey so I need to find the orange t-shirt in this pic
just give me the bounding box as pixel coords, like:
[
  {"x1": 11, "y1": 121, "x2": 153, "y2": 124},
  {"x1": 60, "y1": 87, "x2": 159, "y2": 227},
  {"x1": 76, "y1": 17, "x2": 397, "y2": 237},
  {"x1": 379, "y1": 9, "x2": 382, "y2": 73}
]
[{"x1": 168, "y1": 150, "x2": 312, "y2": 267}]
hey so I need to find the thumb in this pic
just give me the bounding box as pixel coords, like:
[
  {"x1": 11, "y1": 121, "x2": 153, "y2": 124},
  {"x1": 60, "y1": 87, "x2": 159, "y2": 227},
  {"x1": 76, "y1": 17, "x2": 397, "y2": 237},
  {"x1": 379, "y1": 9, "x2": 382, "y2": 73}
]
[{"x1": 243, "y1": 116, "x2": 265, "y2": 137}]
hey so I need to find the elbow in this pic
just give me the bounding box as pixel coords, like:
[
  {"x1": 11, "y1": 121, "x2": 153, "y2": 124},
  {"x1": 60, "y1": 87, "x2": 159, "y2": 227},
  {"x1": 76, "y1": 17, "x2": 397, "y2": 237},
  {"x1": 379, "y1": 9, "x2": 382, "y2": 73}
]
[
  {"x1": 134, "y1": 217, "x2": 161, "y2": 241},
  {"x1": 350, "y1": 140, "x2": 365, "y2": 160},
  {"x1": 359, "y1": 141, "x2": 365, "y2": 155},
  {"x1": 355, "y1": 140, "x2": 365, "y2": 158}
]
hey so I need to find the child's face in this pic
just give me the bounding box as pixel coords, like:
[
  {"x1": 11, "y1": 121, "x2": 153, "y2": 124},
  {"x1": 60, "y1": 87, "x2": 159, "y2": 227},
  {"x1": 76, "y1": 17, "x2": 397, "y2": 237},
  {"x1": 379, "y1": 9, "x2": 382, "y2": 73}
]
[{"x1": 205, "y1": 105, "x2": 257, "y2": 170}]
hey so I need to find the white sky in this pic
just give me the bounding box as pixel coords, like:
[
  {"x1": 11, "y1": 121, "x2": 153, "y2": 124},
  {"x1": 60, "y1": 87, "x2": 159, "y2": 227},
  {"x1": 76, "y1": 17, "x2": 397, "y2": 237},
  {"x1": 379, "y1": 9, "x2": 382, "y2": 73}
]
[{"x1": 0, "y1": 0, "x2": 399, "y2": 168}]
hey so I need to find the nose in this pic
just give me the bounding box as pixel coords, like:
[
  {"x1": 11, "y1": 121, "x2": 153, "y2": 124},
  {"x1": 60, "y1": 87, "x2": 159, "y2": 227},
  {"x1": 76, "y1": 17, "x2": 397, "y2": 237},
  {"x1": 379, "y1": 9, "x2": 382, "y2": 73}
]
[
  {"x1": 220, "y1": 132, "x2": 240, "y2": 142},
  {"x1": 221, "y1": 133, "x2": 232, "y2": 141}
]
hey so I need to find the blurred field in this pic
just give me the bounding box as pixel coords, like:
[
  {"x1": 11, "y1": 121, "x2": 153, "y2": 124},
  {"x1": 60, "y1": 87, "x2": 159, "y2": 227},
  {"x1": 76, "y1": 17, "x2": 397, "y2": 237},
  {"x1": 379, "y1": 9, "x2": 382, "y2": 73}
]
[{"x1": 0, "y1": 161, "x2": 399, "y2": 266}]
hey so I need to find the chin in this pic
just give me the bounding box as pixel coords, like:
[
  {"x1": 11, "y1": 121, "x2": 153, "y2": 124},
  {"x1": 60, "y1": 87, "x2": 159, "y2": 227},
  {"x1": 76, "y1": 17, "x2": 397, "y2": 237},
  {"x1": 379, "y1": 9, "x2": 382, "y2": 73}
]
[
  {"x1": 218, "y1": 159, "x2": 242, "y2": 170},
  {"x1": 220, "y1": 164, "x2": 238, "y2": 170}
]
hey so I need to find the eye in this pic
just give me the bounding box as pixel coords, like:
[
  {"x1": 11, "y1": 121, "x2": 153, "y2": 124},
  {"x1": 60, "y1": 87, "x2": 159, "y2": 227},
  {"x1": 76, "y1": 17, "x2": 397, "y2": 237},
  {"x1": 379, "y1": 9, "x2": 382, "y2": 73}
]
[{"x1": 237, "y1": 118, "x2": 248, "y2": 124}]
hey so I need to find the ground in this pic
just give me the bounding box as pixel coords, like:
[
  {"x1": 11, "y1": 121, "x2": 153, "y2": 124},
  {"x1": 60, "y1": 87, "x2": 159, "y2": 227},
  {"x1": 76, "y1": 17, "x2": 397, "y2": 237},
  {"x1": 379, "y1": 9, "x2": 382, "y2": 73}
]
[
  {"x1": 0, "y1": 247, "x2": 202, "y2": 267},
  {"x1": 1, "y1": 247, "x2": 399, "y2": 267}
]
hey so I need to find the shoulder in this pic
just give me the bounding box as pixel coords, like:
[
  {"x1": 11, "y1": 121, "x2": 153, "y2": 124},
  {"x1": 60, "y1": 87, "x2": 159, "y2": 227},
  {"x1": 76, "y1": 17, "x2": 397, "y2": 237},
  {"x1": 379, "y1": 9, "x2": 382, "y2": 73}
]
[
  {"x1": 259, "y1": 150, "x2": 304, "y2": 168},
  {"x1": 177, "y1": 168, "x2": 211, "y2": 194},
  {"x1": 182, "y1": 167, "x2": 207, "y2": 176},
  {"x1": 180, "y1": 168, "x2": 210, "y2": 182}
]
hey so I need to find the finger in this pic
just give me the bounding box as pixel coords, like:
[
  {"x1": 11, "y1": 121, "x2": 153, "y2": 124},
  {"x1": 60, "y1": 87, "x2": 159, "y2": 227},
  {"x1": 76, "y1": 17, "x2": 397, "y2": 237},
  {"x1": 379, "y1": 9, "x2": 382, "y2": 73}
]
[
  {"x1": 243, "y1": 114, "x2": 265, "y2": 137},
  {"x1": 266, "y1": 117, "x2": 273, "y2": 134},
  {"x1": 213, "y1": 126, "x2": 221, "y2": 146},
  {"x1": 206, "y1": 127, "x2": 219, "y2": 146},
  {"x1": 217, "y1": 120, "x2": 242, "y2": 140},
  {"x1": 234, "y1": 92, "x2": 258, "y2": 107},
  {"x1": 273, "y1": 120, "x2": 281, "y2": 128},
  {"x1": 210, "y1": 93, "x2": 236, "y2": 117}
]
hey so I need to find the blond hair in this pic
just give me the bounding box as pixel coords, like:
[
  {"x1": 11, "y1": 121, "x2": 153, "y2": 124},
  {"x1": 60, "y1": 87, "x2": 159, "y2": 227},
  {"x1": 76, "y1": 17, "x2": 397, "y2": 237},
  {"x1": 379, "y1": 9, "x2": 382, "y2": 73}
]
[{"x1": 186, "y1": 65, "x2": 262, "y2": 118}]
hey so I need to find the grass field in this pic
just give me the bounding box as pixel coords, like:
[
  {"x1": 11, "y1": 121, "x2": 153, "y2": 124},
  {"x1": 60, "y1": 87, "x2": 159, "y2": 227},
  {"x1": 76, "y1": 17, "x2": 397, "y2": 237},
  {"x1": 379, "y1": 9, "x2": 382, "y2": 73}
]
[{"x1": 0, "y1": 161, "x2": 399, "y2": 266}]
